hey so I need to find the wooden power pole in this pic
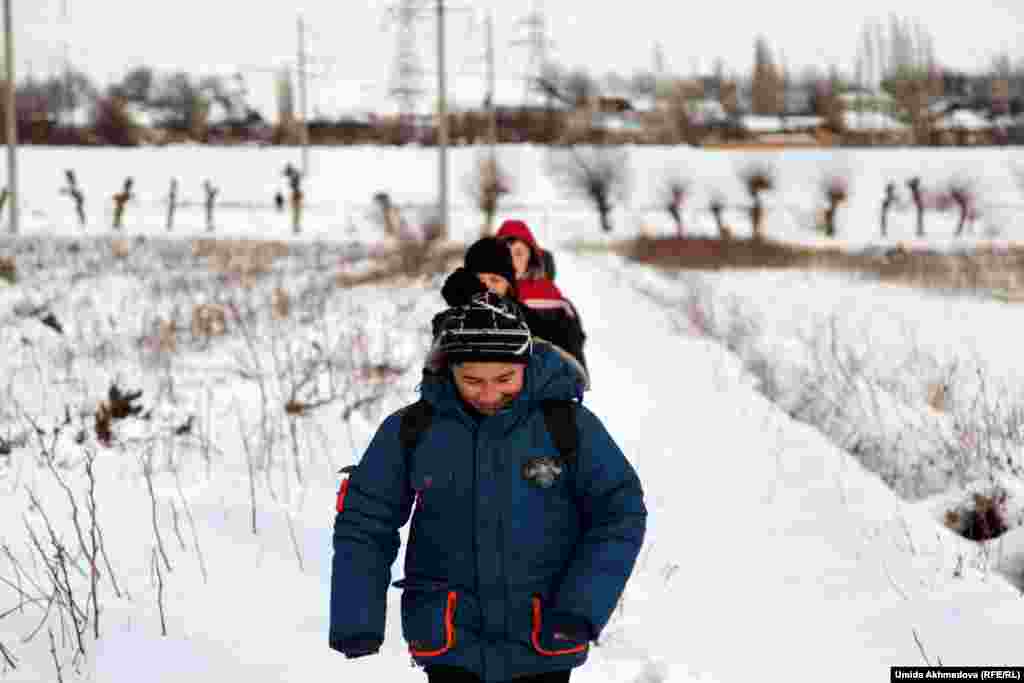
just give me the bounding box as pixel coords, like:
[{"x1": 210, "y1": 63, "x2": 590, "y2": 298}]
[
  {"x1": 3, "y1": 0, "x2": 18, "y2": 235},
  {"x1": 297, "y1": 15, "x2": 309, "y2": 178},
  {"x1": 436, "y1": 0, "x2": 449, "y2": 239}
]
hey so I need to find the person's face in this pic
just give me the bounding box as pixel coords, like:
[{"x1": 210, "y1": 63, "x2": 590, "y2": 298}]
[
  {"x1": 452, "y1": 362, "x2": 525, "y2": 415},
  {"x1": 506, "y1": 239, "x2": 532, "y2": 277},
  {"x1": 477, "y1": 272, "x2": 511, "y2": 296}
]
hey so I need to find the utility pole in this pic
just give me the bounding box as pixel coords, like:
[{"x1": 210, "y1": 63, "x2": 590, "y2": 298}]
[
  {"x1": 485, "y1": 10, "x2": 496, "y2": 153},
  {"x1": 61, "y1": 0, "x2": 71, "y2": 123},
  {"x1": 297, "y1": 15, "x2": 309, "y2": 178},
  {"x1": 436, "y1": 0, "x2": 448, "y2": 238},
  {"x1": 4, "y1": 0, "x2": 18, "y2": 234}
]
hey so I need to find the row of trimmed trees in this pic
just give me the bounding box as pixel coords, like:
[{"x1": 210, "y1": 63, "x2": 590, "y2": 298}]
[
  {"x1": 49, "y1": 164, "x2": 305, "y2": 232},
  {"x1": 464, "y1": 148, "x2": 985, "y2": 240}
]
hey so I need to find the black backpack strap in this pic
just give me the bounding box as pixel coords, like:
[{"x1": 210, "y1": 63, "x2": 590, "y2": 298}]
[
  {"x1": 398, "y1": 399, "x2": 434, "y2": 460},
  {"x1": 541, "y1": 399, "x2": 578, "y2": 466}
]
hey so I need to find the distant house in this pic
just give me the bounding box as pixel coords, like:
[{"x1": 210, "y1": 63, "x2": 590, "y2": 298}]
[
  {"x1": 734, "y1": 114, "x2": 826, "y2": 146},
  {"x1": 932, "y1": 108, "x2": 996, "y2": 145},
  {"x1": 841, "y1": 110, "x2": 911, "y2": 145}
]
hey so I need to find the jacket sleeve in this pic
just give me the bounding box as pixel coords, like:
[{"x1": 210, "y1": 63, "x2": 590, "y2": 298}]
[
  {"x1": 552, "y1": 405, "x2": 646, "y2": 640},
  {"x1": 329, "y1": 411, "x2": 414, "y2": 654}
]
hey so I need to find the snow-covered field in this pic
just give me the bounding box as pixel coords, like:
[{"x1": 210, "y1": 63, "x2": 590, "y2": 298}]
[
  {"x1": 12, "y1": 144, "x2": 1024, "y2": 246},
  {"x1": 2, "y1": 144, "x2": 1024, "y2": 682}
]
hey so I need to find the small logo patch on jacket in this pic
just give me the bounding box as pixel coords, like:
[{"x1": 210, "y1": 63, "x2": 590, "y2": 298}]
[{"x1": 522, "y1": 456, "x2": 563, "y2": 488}]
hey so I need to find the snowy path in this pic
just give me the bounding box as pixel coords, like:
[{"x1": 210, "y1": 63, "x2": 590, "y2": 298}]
[{"x1": 554, "y1": 250, "x2": 1024, "y2": 681}]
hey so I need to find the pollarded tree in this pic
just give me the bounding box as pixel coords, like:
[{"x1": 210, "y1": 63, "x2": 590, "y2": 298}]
[
  {"x1": 906, "y1": 176, "x2": 925, "y2": 237},
  {"x1": 708, "y1": 194, "x2": 733, "y2": 240},
  {"x1": 463, "y1": 153, "x2": 513, "y2": 237},
  {"x1": 739, "y1": 161, "x2": 777, "y2": 240},
  {"x1": 545, "y1": 146, "x2": 632, "y2": 233},
  {"x1": 659, "y1": 172, "x2": 692, "y2": 237},
  {"x1": 880, "y1": 182, "x2": 898, "y2": 238},
  {"x1": 819, "y1": 174, "x2": 850, "y2": 238},
  {"x1": 946, "y1": 177, "x2": 978, "y2": 238}
]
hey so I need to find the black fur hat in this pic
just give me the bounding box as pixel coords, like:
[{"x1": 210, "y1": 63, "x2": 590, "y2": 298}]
[{"x1": 464, "y1": 237, "x2": 517, "y2": 289}]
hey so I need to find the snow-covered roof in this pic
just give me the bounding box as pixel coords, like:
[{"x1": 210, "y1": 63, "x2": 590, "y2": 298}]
[
  {"x1": 686, "y1": 98, "x2": 728, "y2": 123},
  {"x1": 630, "y1": 94, "x2": 658, "y2": 113},
  {"x1": 739, "y1": 115, "x2": 823, "y2": 133},
  {"x1": 55, "y1": 106, "x2": 92, "y2": 128},
  {"x1": 842, "y1": 110, "x2": 908, "y2": 131},
  {"x1": 124, "y1": 103, "x2": 156, "y2": 128},
  {"x1": 934, "y1": 109, "x2": 993, "y2": 131},
  {"x1": 992, "y1": 113, "x2": 1024, "y2": 128},
  {"x1": 591, "y1": 112, "x2": 643, "y2": 132}
]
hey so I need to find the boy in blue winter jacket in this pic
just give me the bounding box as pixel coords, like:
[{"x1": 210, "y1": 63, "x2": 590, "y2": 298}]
[{"x1": 329, "y1": 292, "x2": 647, "y2": 683}]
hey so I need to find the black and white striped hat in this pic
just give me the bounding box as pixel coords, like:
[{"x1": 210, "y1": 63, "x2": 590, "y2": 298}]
[{"x1": 428, "y1": 292, "x2": 533, "y2": 367}]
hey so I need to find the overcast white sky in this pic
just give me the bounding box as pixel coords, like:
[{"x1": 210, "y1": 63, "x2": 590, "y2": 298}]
[{"x1": 15, "y1": 0, "x2": 1024, "y2": 116}]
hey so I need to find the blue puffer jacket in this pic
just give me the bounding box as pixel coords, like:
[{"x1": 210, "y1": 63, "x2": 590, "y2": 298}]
[{"x1": 329, "y1": 342, "x2": 647, "y2": 682}]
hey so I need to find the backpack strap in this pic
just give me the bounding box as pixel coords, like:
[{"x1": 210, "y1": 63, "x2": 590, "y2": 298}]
[
  {"x1": 398, "y1": 399, "x2": 435, "y2": 460},
  {"x1": 541, "y1": 399, "x2": 578, "y2": 466}
]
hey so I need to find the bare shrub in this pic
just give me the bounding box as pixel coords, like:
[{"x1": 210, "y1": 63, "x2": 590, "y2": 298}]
[
  {"x1": 464, "y1": 153, "x2": 513, "y2": 237},
  {"x1": 0, "y1": 255, "x2": 15, "y2": 284},
  {"x1": 739, "y1": 162, "x2": 776, "y2": 240},
  {"x1": 944, "y1": 489, "x2": 1010, "y2": 541},
  {"x1": 191, "y1": 303, "x2": 227, "y2": 339},
  {"x1": 196, "y1": 239, "x2": 288, "y2": 287},
  {"x1": 545, "y1": 145, "x2": 632, "y2": 233}
]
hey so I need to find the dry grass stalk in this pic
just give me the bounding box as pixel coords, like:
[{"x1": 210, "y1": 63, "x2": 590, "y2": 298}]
[
  {"x1": 190, "y1": 303, "x2": 227, "y2": 339},
  {"x1": 271, "y1": 287, "x2": 290, "y2": 320},
  {"x1": 158, "y1": 319, "x2": 177, "y2": 353},
  {"x1": 111, "y1": 238, "x2": 131, "y2": 259},
  {"x1": 926, "y1": 382, "x2": 947, "y2": 412}
]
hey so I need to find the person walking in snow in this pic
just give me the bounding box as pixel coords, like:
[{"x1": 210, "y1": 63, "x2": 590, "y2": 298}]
[
  {"x1": 329, "y1": 292, "x2": 647, "y2": 683},
  {"x1": 494, "y1": 220, "x2": 588, "y2": 374},
  {"x1": 441, "y1": 237, "x2": 589, "y2": 379}
]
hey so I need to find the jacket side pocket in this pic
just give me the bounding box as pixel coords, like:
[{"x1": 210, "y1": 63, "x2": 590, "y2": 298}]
[
  {"x1": 530, "y1": 596, "x2": 588, "y2": 657},
  {"x1": 403, "y1": 588, "x2": 458, "y2": 658}
]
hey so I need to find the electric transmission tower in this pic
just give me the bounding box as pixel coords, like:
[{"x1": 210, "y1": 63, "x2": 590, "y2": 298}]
[
  {"x1": 384, "y1": 0, "x2": 427, "y2": 119},
  {"x1": 511, "y1": 0, "x2": 556, "y2": 106}
]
